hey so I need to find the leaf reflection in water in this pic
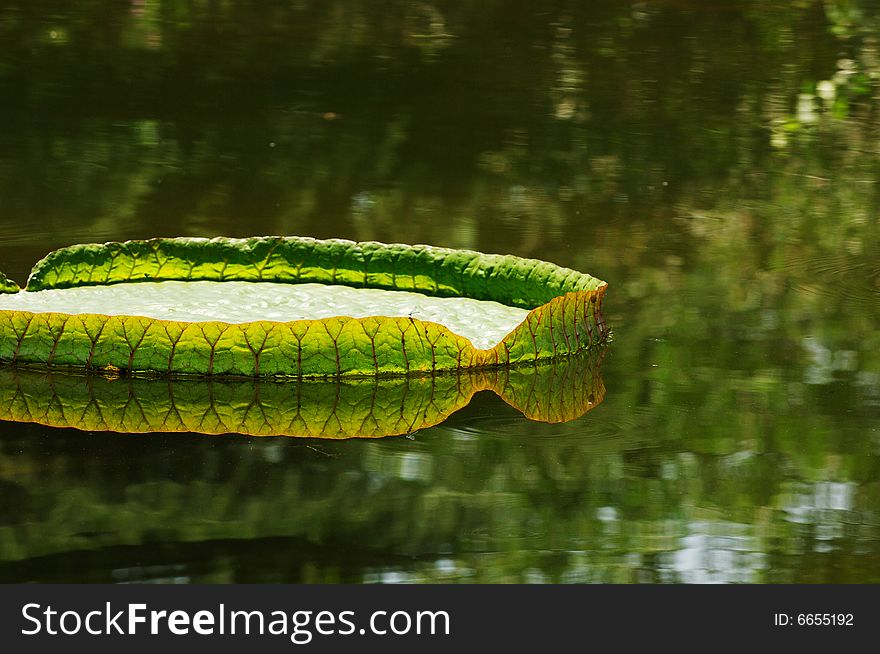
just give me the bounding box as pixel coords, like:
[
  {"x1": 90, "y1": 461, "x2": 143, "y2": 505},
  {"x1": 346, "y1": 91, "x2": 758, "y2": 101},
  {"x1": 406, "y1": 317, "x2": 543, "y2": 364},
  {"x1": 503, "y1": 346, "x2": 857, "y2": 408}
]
[{"x1": 0, "y1": 349, "x2": 604, "y2": 439}]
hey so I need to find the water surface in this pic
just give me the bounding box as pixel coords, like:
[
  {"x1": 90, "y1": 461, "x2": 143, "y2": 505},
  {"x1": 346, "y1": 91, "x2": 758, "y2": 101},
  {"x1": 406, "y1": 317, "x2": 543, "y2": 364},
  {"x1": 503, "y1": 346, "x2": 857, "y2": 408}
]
[{"x1": 0, "y1": 0, "x2": 878, "y2": 583}]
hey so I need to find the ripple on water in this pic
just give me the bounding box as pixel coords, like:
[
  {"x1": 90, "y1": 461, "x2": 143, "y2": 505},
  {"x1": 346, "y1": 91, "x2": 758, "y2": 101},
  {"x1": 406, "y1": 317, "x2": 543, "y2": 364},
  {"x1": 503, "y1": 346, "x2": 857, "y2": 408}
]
[{"x1": 775, "y1": 252, "x2": 880, "y2": 307}]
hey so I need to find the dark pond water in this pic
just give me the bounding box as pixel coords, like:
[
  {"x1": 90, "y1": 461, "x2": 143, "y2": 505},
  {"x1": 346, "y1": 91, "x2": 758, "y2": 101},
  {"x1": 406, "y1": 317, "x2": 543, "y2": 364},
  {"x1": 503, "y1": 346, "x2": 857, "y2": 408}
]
[{"x1": 1, "y1": 1, "x2": 879, "y2": 583}]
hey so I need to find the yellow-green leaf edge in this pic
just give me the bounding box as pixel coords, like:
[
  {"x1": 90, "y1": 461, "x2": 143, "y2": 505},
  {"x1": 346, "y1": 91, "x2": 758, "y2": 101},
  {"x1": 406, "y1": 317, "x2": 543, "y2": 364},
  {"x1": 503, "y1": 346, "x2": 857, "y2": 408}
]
[{"x1": 0, "y1": 236, "x2": 608, "y2": 378}]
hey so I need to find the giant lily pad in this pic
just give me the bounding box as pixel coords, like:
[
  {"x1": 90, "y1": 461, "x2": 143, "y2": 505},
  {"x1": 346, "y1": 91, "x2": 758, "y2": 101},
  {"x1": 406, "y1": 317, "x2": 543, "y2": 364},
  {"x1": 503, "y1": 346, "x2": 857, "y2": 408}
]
[{"x1": 0, "y1": 236, "x2": 608, "y2": 377}]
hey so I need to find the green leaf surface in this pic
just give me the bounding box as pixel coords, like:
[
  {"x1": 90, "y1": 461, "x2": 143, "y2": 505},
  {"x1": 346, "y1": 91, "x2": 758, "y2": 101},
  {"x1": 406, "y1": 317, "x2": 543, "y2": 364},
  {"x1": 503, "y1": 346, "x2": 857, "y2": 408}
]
[
  {"x1": 0, "y1": 272, "x2": 19, "y2": 294},
  {"x1": 1, "y1": 237, "x2": 608, "y2": 377}
]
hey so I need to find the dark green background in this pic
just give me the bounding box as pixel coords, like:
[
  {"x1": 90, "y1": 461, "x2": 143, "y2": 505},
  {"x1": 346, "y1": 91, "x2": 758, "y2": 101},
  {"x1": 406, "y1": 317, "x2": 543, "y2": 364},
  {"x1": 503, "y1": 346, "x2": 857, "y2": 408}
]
[{"x1": 0, "y1": 0, "x2": 878, "y2": 582}]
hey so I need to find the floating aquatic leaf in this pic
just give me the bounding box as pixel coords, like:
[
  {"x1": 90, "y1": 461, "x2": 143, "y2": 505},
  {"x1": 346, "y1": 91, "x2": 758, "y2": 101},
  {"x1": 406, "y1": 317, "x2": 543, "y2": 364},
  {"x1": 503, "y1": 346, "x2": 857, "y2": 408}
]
[{"x1": 0, "y1": 236, "x2": 608, "y2": 377}]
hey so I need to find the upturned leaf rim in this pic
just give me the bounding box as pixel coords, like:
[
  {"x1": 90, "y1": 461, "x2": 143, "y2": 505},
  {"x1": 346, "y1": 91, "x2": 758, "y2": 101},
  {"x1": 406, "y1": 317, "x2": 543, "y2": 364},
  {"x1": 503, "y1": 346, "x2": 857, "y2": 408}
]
[{"x1": 0, "y1": 236, "x2": 608, "y2": 378}]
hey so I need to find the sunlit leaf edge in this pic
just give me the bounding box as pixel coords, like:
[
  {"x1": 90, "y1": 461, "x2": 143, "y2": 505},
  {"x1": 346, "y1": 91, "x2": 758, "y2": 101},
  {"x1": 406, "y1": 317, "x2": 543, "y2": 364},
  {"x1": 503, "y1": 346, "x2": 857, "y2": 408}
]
[{"x1": 1, "y1": 236, "x2": 608, "y2": 377}]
